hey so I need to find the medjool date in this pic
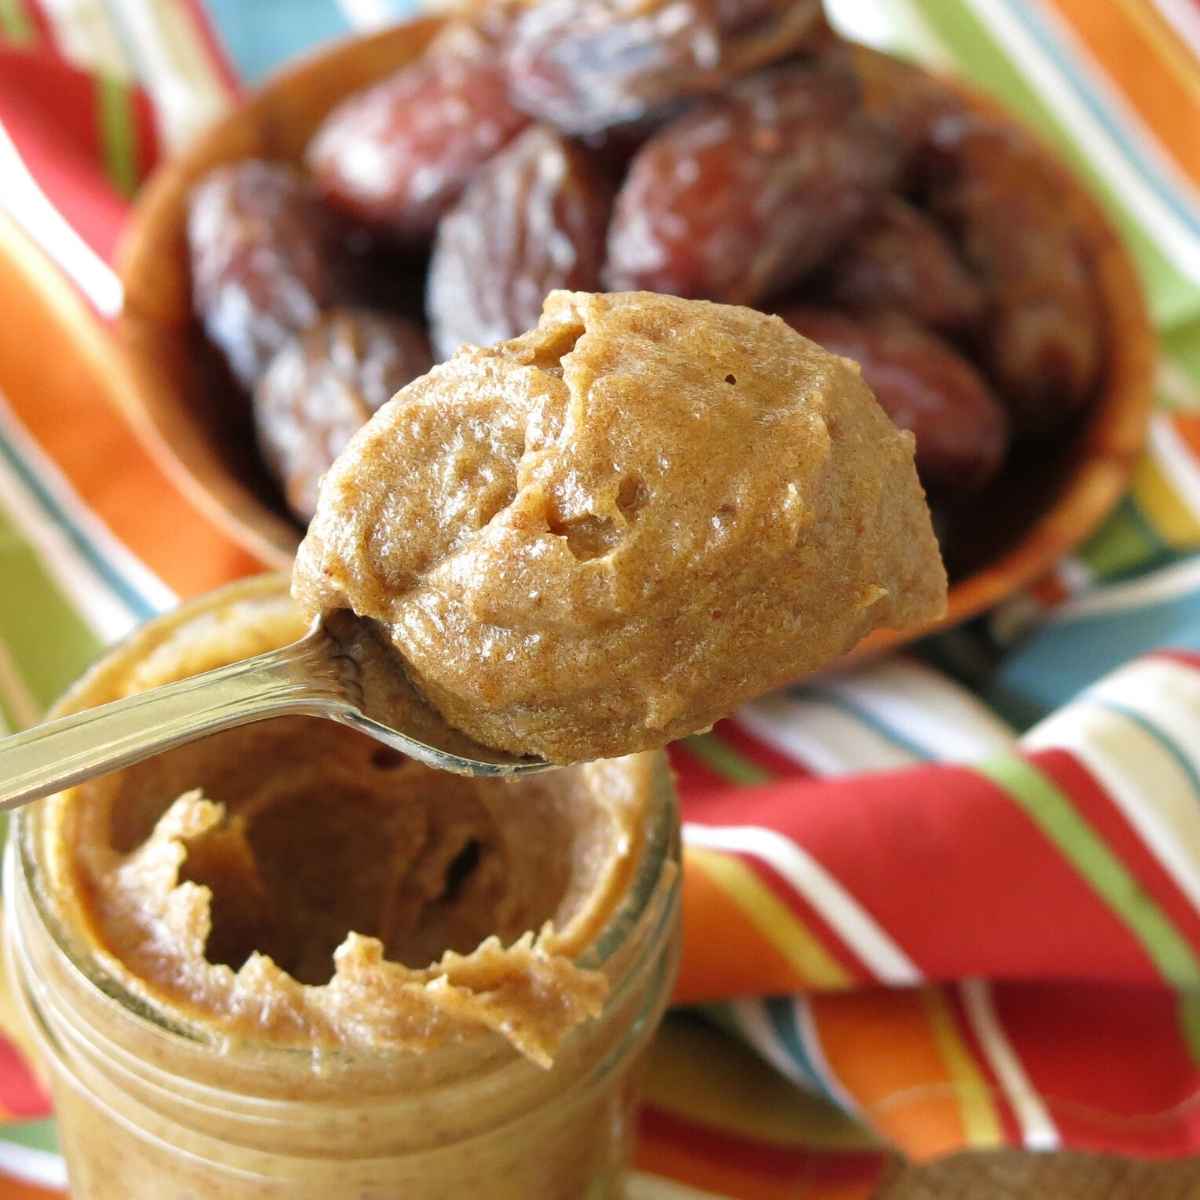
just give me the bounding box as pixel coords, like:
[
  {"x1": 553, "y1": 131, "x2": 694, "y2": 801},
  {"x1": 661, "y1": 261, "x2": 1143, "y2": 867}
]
[
  {"x1": 307, "y1": 15, "x2": 529, "y2": 240},
  {"x1": 506, "y1": 0, "x2": 827, "y2": 134},
  {"x1": 826, "y1": 196, "x2": 984, "y2": 331},
  {"x1": 427, "y1": 127, "x2": 611, "y2": 359},
  {"x1": 604, "y1": 62, "x2": 899, "y2": 304},
  {"x1": 782, "y1": 307, "x2": 1008, "y2": 491},
  {"x1": 254, "y1": 308, "x2": 432, "y2": 522},
  {"x1": 928, "y1": 119, "x2": 1103, "y2": 432},
  {"x1": 187, "y1": 161, "x2": 341, "y2": 390}
]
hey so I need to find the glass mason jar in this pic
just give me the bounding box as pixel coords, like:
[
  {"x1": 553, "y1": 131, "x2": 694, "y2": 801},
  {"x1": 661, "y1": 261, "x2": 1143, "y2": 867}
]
[{"x1": 5, "y1": 575, "x2": 681, "y2": 1199}]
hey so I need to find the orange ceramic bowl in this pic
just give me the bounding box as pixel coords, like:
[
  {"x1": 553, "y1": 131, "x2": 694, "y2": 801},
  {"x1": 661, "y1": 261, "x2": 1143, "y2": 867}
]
[{"x1": 114, "y1": 19, "x2": 1155, "y2": 652}]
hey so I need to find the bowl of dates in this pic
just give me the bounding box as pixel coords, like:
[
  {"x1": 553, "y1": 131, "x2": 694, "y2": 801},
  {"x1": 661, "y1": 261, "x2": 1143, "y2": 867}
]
[{"x1": 115, "y1": 7, "x2": 1154, "y2": 653}]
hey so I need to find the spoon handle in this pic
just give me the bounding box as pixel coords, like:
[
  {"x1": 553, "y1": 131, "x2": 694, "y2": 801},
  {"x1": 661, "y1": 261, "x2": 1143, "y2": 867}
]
[{"x1": 0, "y1": 633, "x2": 347, "y2": 811}]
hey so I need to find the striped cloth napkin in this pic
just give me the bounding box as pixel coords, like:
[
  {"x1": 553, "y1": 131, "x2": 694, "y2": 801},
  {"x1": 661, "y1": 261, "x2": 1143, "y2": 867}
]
[{"x1": 1, "y1": 1, "x2": 1199, "y2": 1197}]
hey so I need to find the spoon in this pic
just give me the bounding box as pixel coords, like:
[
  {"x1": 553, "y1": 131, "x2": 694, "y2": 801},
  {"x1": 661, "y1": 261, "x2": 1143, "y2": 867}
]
[{"x1": 0, "y1": 611, "x2": 552, "y2": 811}]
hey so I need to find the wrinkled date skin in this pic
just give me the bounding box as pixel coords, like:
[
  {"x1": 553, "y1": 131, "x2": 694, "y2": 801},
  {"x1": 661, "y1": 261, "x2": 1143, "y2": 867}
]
[
  {"x1": 506, "y1": 0, "x2": 827, "y2": 135},
  {"x1": 254, "y1": 308, "x2": 432, "y2": 523},
  {"x1": 826, "y1": 196, "x2": 984, "y2": 331},
  {"x1": 604, "y1": 61, "x2": 900, "y2": 304},
  {"x1": 928, "y1": 119, "x2": 1103, "y2": 432},
  {"x1": 848, "y1": 44, "x2": 969, "y2": 171},
  {"x1": 307, "y1": 15, "x2": 529, "y2": 240},
  {"x1": 187, "y1": 161, "x2": 342, "y2": 391},
  {"x1": 782, "y1": 307, "x2": 1008, "y2": 492},
  {"x1": 427, "y1": 126, "x2": 612, "y2": 360}
]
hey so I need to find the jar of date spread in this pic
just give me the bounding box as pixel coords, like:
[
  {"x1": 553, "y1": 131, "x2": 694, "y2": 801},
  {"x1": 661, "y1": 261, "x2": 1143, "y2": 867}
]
[{"x1": 5, "y1": 574, "x2": 680, "y2": 1199}]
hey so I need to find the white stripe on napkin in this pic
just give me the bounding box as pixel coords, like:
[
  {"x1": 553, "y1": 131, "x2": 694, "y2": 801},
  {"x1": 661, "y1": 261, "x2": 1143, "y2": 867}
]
[{"x1": 684, "y1": 823, "x2": 922, "y2": 986}]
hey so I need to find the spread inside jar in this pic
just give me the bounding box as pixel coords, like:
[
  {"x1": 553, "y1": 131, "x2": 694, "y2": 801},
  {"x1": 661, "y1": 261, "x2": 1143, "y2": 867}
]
[{"x1": 39, "y1": 587, "x2": 661, "y2": 1068}]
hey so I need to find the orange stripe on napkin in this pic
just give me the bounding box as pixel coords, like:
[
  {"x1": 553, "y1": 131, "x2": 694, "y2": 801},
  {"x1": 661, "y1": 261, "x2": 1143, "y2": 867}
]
[
  {"x1": 0, "y1": 1182, "x2": 63, "y2": 1200},
  {"x1": 676, "y1": 846, "x2": 850, "y2": 1003},
  {"x1": 1044, "y1": 0, "x2": 1200, "y2": 187},
  {"x1": 1171, "y1": 412, "x2": 1200, "y2": 457},
  {"x1": 809, "y1": 990, "x2": 973, "y2": 1160}
]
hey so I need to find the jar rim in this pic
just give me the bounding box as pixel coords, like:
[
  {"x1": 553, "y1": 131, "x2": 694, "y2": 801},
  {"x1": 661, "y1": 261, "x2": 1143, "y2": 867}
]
[{"x1": 12, "y1": 572, "x2": 680, "y2": 1063}]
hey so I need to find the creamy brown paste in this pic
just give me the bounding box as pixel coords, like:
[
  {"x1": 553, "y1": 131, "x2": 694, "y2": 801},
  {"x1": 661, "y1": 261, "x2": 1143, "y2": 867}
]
[
  {"x1": 41, "y1": 588, "x2": 661, "y2": 1067},
  {"x1": 293, "y1": 290, "x2": 947, "y2": 764},
  {"x1": 42, "y1": 292, "x2": 943, "y2": 1084}
]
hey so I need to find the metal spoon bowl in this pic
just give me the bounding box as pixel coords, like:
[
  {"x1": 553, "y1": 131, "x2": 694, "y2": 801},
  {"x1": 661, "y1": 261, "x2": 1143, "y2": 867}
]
[{"x1": 0, "y1": 612, "x2": 552, "y2": 811}]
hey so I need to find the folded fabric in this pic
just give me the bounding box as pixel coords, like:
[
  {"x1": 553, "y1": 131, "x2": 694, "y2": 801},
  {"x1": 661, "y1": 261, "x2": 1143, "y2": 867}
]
[
  {"x1": 672, "y1": 648, "x2": 1200, "y2": 1139},
  {"x1": 0, "y1": 2, "x2": 1199, "y2": 1198}
]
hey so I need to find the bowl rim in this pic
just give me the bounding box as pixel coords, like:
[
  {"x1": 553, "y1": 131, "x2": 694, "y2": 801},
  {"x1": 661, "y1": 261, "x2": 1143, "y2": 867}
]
[{"x1": 113, "y1": 20, "x2": 1157, "y2": 648}]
